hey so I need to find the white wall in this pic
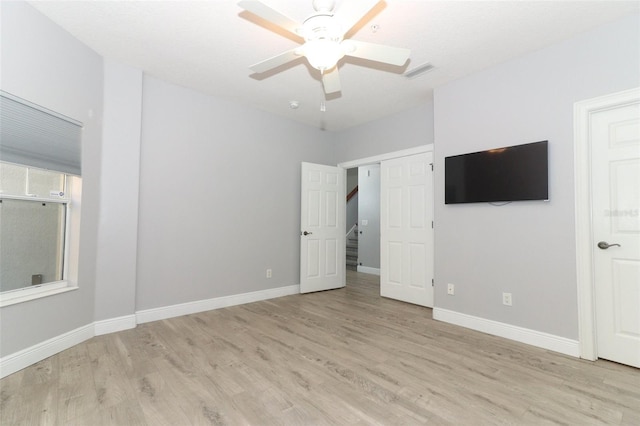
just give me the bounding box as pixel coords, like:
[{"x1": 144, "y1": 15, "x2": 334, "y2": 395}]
[
  {"x1": 135, "y1": 76, "x2": 334, "y2": 311},
  {"x1": 433, "y1": 13, "x2": 640, "y2": 339},
  {"x1": 0, "y1": 1, "x2": 103, "y2": 356},
  {"x1": 357, "y1": 165, "x2": 380, "y2": 270}
]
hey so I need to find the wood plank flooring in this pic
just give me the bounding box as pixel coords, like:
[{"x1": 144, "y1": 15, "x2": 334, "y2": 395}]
[{"x1": 1, "y1": 271, "x2": 639, "y2": 425}]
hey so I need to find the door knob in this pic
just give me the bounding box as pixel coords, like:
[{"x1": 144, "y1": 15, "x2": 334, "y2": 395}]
[
  {"x1": 303, "y1": 231, "x2": 313, "y2": 236},
  {"x1": 598, "y1": 241, "x2": 621, "y2": 250}
]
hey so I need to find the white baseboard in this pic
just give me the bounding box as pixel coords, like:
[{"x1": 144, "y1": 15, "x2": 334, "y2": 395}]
[
  {"x1": 94, "y1": 314, "x2": 137, "y2": 336},
  {"x1": 357, "y1": 266, "x2": 381, "y2": 276},
  {"x1": 0, "y1": 323, "x2": 94, "y2": 379},
  {"x1": 1, "y1": 285, "x2": 301, "y2": 378},
  {"x1": 136, "y1": 284, "x2": 300, "y2": 324},
  {"x1": 433, "y1": 308, "x2": 580, "y2": 357}
]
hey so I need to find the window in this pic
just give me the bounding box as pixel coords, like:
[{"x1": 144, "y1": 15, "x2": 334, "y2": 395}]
[
  {"x1": 0, "y1": 91, "x2": 83, "y2": 307},
  {"x1": 0, "y1": 163, "x2": 79, "y2": 306}
]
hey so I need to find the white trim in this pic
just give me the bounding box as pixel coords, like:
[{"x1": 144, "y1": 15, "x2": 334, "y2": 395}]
[
  {"x1": 0, "y1": 283, "x2": 77, "y2": 308},
  {"x1": 346, "y1": 223, "x2": 357, "y2": 238},
  {"x1": 0, "y1": 170, "x2": 80, "y2": 309},
  {"x1": 0, "y1": 323, "x2": 93, "y2": 379},
  {"x1": 94, "y1": 314, "x2": 137, "y2": 336},
  {"x1": 433, "y1": 308, "x2": 580, "y2": 357},
  {"x1": 573, "y1": 87, "x2": 640, "y2": 361},
  {"x1": 338, "y1": 145, "x2": 433, "y2": 169},
  {"x1": 136, "y1": 284, "x2": 300, "y2": 324},
  {"x1": 357, "y1": 266, "x2": 381, "y2": 276},
  {"x1": 0, "y1": 194, "x2": 69, "y2": 203},
  {"x1": 1, "y1": 285, "x2": 301, "y2": 378}
]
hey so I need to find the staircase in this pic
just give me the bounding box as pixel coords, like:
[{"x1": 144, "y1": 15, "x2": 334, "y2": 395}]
[{"x1": 346, "y1": 226, "x2": 358, "y2": 271}]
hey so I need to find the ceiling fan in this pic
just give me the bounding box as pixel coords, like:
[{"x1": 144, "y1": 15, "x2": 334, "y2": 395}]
[{"x1": 238, "y1": 0, "x2": 410, "y2": 94}]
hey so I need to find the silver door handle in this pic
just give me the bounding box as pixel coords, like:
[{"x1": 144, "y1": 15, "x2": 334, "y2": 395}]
[
  {"x1": 598, "y1": 241, "x2": 621, "y2": 250},
  {"x1": 302, "y1": 231, "x2": 313, "y2": 236}
]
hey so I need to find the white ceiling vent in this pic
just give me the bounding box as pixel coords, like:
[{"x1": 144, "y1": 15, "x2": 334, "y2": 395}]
[{"x1": 404, "y1": 63, "x2": 435, "y2": 79}]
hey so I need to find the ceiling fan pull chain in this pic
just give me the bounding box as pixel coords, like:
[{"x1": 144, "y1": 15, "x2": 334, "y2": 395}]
[{"x1": 319, "y1": 69, "x2": 326, "y2": 112}]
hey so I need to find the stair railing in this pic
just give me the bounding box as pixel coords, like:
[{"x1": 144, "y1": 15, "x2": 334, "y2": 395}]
[
  {"x1": 346, "y1": 223, "x2": 358, "y2": 238},
  {"x1": 347, "y1": 185, "x2": 358, "y2": 202},
  {"x1": 346, "y1": 185, "x2": 359, "y2": 238}
]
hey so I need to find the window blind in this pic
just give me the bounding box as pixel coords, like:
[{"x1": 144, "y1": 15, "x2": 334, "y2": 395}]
[{"x1": 0, "y1": 91, "x2": 83, "y2": 176}]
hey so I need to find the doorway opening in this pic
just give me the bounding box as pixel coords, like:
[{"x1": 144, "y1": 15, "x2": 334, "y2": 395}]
[
  {"x1": 345, "y1": 166, "x2": 381, "y2": 276},
  {"x1": 339, "y1": 145, "x2": 434, "y2": 308}
]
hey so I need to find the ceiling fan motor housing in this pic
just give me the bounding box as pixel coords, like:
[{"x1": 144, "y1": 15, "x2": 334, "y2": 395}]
[
  {"x1": 312, "y1": 0, "x2": 336, "y2": 13},
  {"x1": 302, "y1": 14, "x2": 342, "y2": 42}
]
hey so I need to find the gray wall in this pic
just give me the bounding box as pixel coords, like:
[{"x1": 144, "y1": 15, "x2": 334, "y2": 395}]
[
  {"x1": 357, "y1": 165, "x2": 381, "y2": 270},
  {"x1": 0, "y1": 1, "x2": 103, "y2": 356},
  {"x1": 334, "y1": 101, "x2": 435, "y2": 164},
  {"x1": 135, "y1": 76, "x2": 334, "y2": 311},
  {"x1": 433, "y1": 13, "x2": 640, "y2": 339},
  {"x1": 94, "y1": 61, "x2": 143, "y2": 322}
]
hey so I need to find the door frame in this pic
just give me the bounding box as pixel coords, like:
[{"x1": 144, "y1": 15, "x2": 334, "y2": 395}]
[
  {"x1": 574, "y1": 87, "x2": 640, "y2": 361},
  {"x1": 338, "y1": 145, "x2": 433, "y2": 173},
  {"x1": 338, "y1": 144, "x2": 434, "y2": 281}
]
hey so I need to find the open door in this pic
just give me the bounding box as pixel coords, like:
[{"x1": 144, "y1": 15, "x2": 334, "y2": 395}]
[
  {"x1": 380, "y1": 152, "x2": 434, "y2": 307},
  {"x1": 300, "y1": 162, "x2": 345, "y2": 293}
]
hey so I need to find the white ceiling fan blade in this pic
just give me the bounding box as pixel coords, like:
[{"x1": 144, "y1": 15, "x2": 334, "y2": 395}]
[
  {"x1": 344, "y1": 40, "x2": 410, "y2": 66},
  {"x1": 335, "y1": 0, "x2": 380, "y2": 35},
  {"x1": 322, "y1": 68, "x2": 341, "y2": 94},
  {"x1": 238, "y1": 0, "x2": 301, "y2": 37},
  {"x1": 249, "y1": 48, "x2": 301, "y2": 73}
]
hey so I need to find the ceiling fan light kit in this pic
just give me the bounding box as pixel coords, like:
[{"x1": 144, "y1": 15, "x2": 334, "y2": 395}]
[
  {"x1": 238, "y1": 0, "x2": 411, "y2": 95},
  {"x1": 304, "y1": 39, "x2": 345, "y2": 71},
  {"x1": 300, "y1": 12, "x2": 344, "y2": 71}
]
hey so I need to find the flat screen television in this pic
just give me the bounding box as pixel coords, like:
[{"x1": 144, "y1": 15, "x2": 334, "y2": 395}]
[{"x1": 445, "y1": 140, "x2": 548, "y2": 204}]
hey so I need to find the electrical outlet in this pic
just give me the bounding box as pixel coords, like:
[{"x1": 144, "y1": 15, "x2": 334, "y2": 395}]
[
  {"x1": 502, "y1": 292, "x2": 512, "y2": 306},
  {"x1": 266, "y1": 269, "x2": 272, "y2": 278},
  {"x1": 447, "y1": 283, "x2": 455, "y2": 295}
]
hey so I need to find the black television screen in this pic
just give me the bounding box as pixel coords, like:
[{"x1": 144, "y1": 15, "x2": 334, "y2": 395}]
[{"x1": 445, "y1": 141, "x2": 548, "y2": 204}]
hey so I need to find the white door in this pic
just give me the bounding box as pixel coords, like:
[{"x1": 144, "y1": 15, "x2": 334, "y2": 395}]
[
  {"x1": 592, "y1": 98, "x2": 640, "y2": 368},
  {"x1": 300, "y1": 162, "x2": 345, "y2": 293},
  {"x1": 380, "y1": 152, "x2": 434, "y2": 307}
]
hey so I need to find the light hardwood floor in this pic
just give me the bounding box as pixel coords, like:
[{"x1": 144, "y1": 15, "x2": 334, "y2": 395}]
[{"x1": 1, "y1": 271, "x2": 639, "y2": 425}]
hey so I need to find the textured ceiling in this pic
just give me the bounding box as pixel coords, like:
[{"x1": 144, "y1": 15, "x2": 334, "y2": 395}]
[{"x1": 28, "y1": 0, "x2": 639, "y2": 131}]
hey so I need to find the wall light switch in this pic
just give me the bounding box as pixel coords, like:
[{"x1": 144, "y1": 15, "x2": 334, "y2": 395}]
[
  {"x1": 447, "y1": 283, "x2": 455, "y2": 295},
  {"x1": 361, "y1": 219, "x2": 368, "y2": 226}
]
